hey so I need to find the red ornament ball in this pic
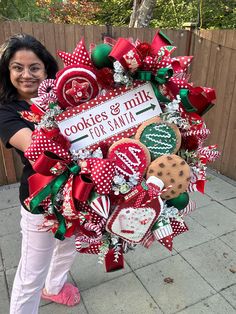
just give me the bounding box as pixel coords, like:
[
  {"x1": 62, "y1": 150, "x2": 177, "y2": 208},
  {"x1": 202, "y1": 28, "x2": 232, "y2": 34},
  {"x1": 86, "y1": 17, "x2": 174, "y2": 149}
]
[
  {"x1": 136, "y1": 42, "x2": 152, "y2": 58},
  {"x1": 181, "y1": 135, "x2": 199, "y2": 151}
]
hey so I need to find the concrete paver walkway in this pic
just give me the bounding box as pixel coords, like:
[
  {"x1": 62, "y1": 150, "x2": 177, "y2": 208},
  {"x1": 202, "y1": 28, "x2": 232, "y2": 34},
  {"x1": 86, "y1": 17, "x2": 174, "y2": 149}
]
[{"x1": 0, "y1": 170, "x2": 236, "y2": 314}]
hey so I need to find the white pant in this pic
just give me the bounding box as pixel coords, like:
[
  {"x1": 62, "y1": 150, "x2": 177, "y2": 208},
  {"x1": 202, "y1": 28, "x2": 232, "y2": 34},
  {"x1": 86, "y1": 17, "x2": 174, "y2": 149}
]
[{"x1": 10, "y1": 207, "x2": 77, "y2": 314}]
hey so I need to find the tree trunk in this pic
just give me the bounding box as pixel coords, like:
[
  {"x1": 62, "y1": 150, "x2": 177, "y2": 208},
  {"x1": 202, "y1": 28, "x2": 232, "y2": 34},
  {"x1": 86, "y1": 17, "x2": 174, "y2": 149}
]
[{"x1": 129, "y1": 0, "x2": 156, "y2": 28}]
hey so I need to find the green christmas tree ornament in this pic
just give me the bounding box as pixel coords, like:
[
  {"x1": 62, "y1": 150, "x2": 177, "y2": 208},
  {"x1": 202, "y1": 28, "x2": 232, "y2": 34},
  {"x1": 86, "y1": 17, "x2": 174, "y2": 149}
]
[
  {"x1": 166, "y1": 192, "x2": 189, "y2": 210},
  {"x1": 91, "y1": 44, "x2": 113, "y2": 69}
]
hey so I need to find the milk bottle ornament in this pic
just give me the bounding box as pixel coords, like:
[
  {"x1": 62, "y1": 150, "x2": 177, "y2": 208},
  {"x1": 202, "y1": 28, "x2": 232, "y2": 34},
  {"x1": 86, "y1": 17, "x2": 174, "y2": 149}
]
[{"x1": 106, "y1": 176, "x2": 165, "y2": 243}]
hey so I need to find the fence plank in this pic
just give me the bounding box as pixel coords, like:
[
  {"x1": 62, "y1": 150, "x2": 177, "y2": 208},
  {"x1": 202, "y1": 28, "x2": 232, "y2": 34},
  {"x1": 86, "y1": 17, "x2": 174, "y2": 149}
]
[
  {"x1": 84, "y1": 25, "x2": 93, "y2": 47},
  {"x1": 128, "y1": 27, "x2": 137, "y2": 40},
  {"x1": 190, "y1": 34, "x2": 211, "y2": 85},
  {"x1": 32, "y1": 22, "x2": 45, "y2": 45},
  {"x1": 0, "y1": 143, "x2": 7, "y2": 185},
  {"x1": 0, "y1": 143, "x2": 17, "y2": 184},
  {"x1": 218, "y1": 50, "x2": 236, "y2": 179},
  {"x1": 64, "y1": 24, "x2": 76, "y2": 52},
  {"x1": 0, "y1": 23, "x2": 5, "y2": 44},
  {"x1": 54, "y1": 23, "x2": 66, "y2": 69},
  {"x1": 9, "y1": 21, "x2": 22, "y2": 34},
  {"x1": 93, "y1": 25, "x2": 106, "y2": 44},
  {"x1": 74, "y1": 24, "x2": 85, "y2": 43},
  {"x1": 43, "y1": 23, "x2": 57, "y2": 58},
  {"x1": 2, "y1": 21, "x2": 12, "y2": 40},
  {"x1": 204, "y1": 44, "x2": 233, "y2": 171},
  {"x1": 20, "y1": 21, "x2": 34, "y2": 35}
]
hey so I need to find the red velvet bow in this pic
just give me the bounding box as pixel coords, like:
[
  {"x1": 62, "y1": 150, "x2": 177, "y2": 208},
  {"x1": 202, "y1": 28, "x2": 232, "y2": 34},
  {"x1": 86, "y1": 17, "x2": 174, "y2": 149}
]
[{"x1": 188, "y1": 86, "x2": 216, "y2": 116}]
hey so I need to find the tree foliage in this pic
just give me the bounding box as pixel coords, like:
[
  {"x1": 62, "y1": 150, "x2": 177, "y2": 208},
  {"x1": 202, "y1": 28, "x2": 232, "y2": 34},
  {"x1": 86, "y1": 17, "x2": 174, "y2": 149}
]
[
  {"x1": 0, "y1": 0, "x2": 43, "y2": 21},
  {"x1": 94, "y1": 0, "x2": 132, "y2": 26},
  {"x1": 150, "y1": 0, "x2": 236, "y2": 29},
  {"x1": 0, "y1": 0, "x2": 235, "y2": 29},
  {"x1": 36, "y1": 0, "x2": 100, "y2": 24}
]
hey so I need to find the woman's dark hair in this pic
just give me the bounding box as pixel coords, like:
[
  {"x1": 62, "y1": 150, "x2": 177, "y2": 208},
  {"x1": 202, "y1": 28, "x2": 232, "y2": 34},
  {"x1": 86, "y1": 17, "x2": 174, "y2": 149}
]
[{"x1": 0, "y1": 33, "x2": 58, "y2": 103}]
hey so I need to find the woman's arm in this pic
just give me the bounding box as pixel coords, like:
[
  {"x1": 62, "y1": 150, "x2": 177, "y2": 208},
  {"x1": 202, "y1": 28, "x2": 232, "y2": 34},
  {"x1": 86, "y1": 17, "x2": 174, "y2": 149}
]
[{"x1": 9, "y1": 127, "x2": 32, "y2": 153}]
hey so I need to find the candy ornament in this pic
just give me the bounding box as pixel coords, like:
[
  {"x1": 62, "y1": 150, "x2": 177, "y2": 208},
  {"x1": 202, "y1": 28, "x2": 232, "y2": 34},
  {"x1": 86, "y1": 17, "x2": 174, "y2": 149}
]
[{"x1": 55, "y1": 65, "x2": 99, "y2": 109}]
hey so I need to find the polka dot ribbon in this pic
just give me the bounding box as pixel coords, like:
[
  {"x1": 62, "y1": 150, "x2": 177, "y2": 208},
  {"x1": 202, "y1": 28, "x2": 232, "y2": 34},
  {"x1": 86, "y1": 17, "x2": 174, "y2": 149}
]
[
  {"x1": 88, "y1": 158, "x2": 116, "y2": 195},
  {"x1": 57, "y1": 38, "x2": 93, "y2": 67}
]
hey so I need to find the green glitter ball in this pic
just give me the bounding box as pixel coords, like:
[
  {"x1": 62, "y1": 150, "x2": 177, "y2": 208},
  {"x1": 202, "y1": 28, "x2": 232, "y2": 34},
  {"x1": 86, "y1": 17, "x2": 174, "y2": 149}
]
[
  {"x1": 166, "y1": 192, "x2": 189, "y2": 210},
  {"x1": 91, "y1": 44, "x2": 113, "y2": 69}
]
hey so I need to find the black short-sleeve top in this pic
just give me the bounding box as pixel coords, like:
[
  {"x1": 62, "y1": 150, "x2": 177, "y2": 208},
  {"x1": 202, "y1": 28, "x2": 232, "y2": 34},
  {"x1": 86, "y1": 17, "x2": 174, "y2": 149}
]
[{"x1": 0, "y1": 100, "x2": 35, "y2": 208}]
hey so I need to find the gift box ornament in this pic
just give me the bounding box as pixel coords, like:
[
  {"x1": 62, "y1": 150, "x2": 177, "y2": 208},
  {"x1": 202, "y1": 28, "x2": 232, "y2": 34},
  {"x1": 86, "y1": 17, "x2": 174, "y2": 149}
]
[
  {"x1": 180, "y1": 86, "x2": 216, "y2": 116},
  {"x1": 104, "y1": 247, "x2": 124, "y2": 272}
]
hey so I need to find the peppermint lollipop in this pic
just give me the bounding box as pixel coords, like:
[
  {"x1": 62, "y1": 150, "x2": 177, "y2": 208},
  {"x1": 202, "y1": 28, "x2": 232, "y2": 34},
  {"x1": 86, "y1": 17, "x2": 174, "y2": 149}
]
[
  {"x1": 31, "y1": 79, "x2": 57, "y2": 111},
  {"x1": 56, "y1": 65, "x2": 99, "y2": 109}
]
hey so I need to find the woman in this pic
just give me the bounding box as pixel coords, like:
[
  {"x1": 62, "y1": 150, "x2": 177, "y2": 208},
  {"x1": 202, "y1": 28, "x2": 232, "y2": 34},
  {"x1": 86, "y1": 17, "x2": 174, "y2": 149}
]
[{"x1": 0, "y1": 33, "x2": 80, "y2": 314}]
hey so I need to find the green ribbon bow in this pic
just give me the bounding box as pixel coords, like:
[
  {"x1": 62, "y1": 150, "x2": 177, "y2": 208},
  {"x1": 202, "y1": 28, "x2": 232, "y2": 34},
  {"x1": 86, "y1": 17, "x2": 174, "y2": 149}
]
[
  {"x1": 179, "y1": 89, "x2": 197, "y2": 113},
  {"x1": 136, "y1": 68, "x2": 173, "y2": 103},
  {"x1": 29, "y1": 163, "x2": 80, "y2": 240}
]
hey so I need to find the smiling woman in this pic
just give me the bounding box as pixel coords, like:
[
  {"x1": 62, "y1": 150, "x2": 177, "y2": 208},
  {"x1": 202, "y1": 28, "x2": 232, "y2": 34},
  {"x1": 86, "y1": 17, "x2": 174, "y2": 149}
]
[
  {"x1": 0, "y1": 33, "x2": 80, "y2": 314},
  {"x1": 8, "y1": 50, "x2": 47, "y2": 101}
]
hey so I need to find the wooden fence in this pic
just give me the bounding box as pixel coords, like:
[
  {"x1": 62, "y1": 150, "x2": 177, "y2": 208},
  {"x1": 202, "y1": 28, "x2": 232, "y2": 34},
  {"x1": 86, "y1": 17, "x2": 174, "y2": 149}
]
[{"x1": 0, "y1": 21, "x2": 235, "y2": 184}]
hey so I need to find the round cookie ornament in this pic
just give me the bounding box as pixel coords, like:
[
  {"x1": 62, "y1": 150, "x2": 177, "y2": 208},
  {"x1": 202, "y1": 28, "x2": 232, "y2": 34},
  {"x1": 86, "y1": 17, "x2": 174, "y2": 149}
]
[
  {"x1": 108, "y1": 138, "x2": 151, "y2": 181},
  {"x1": 135, "y1": 117, "x2": 181, "y2": 160},
  {"x1": 56, "y1": 64, "x2": 99, "y2": 109},
  {"x1": 146, "y1": 154, "x2": 191, "y2": 199}
]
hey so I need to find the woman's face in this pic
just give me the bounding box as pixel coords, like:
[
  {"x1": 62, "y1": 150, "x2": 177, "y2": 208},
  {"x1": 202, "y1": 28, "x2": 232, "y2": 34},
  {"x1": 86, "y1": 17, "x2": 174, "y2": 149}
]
[{"x1": 9, "y1": 49, "x2": 47, "y2": 101}]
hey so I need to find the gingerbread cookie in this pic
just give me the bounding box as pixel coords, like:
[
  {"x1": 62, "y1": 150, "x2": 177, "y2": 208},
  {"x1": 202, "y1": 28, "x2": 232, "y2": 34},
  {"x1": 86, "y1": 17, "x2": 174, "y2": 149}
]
[
  {"x1": 135, "y1": 117, "x2": 181, "y2": 160},
  {"x1": 56, "y1": 64, "x2": 99, "y2": 109},
  {"x1": 146, "y1": 154, "x2": 191, "y2": 199},
  {"x1": 108, "y1": 138, "x2": 151, "y2": 181}
]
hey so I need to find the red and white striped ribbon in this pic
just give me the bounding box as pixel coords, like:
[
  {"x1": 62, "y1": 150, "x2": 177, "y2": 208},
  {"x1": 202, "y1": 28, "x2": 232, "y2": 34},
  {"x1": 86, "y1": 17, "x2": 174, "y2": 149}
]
[
  {"x1": 141, "y1": 230, "x2": 155, "y2": 248},
  {"x1": 153, "y1": 224, "x2": 173, "y2": 240}
]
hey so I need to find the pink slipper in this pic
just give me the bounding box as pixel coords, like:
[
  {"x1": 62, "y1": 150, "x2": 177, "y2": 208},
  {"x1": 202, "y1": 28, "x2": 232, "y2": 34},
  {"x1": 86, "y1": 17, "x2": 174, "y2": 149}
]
[{"x1": 41, "y1": 283, "x2": 80, "y2": 306}]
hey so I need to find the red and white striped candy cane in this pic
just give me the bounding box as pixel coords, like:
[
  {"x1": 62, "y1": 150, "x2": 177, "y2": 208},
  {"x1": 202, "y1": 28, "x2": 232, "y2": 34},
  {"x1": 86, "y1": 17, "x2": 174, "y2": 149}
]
[
  {"x1": 198, "y1": 146, "x2": 220, "y2": 162},
  {"x1": 75, "y1": 222, "x2": 102, "y2": 252},
  {"x1": 38, "y1": 79, "x2": 57, "y2": 97},
  {"x1": 179, "y1": 200, "x2": 196, "y2": 216},
  {"x1": 183, "y1": 128, "x2": 210, "y2": 141}
]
